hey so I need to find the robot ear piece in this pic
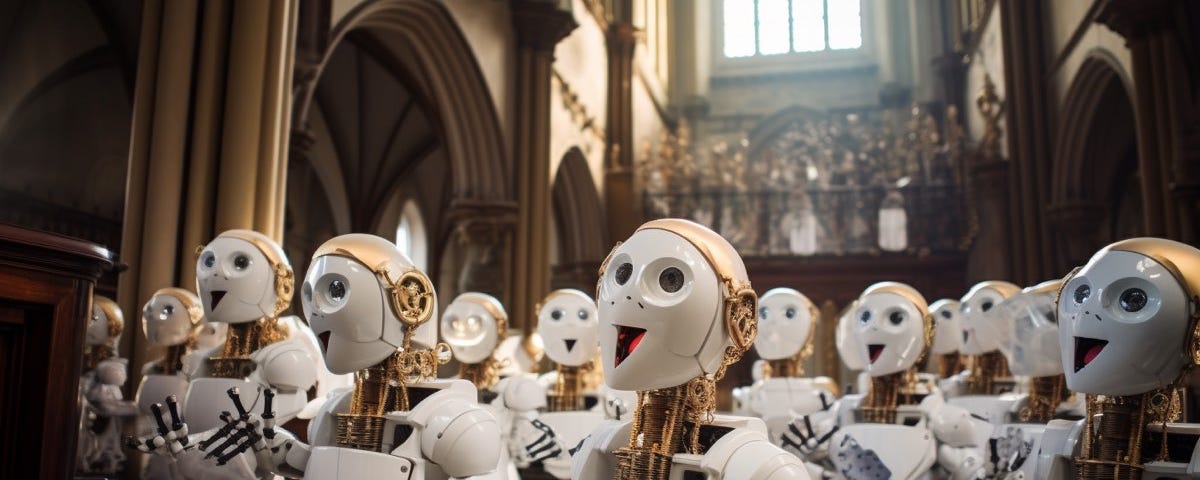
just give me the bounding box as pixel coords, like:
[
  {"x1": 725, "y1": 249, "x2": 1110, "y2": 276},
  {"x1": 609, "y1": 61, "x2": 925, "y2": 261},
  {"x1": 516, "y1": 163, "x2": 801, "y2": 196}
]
[
  {"x1": 595, "y1": 241, "x2": 623, "y2": 300},
  {"x1": 194, "y1": 245, "x2": 205, "y2": 259},
  {"x1": 724, "y1": 282, "x2": 758, "y2": 353},
  {"x1": 387, "y1": 271, "x2": 436, "y2": 327},
  {"x1": 1055, "y1": 267, "x2": 1082, "y2": 307},
  {"x1": 272, "y1": 263, "x2": 295, "y2": 317}
]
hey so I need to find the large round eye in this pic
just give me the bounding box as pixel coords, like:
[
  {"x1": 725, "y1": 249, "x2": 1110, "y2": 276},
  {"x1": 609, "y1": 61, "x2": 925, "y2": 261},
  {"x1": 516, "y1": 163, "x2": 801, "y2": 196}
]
[
  {"x1": 1073, "y1": 284, "x2": 1090, "y2": 304},
  {"x1": 940, "y1": 310, "x2": 952, "y2": 319},
  {"x1": 577, "y1": 309, "x2": 589, "y2": 320},
  {"x1": 327, "y1": 279, "x2": 347, "y2": 303},
  {"x1": 615, "y1": 263, "x2": 633, "y2": 285},
  {"x1": 981, "y1": 301, "x2": 994, "y2": 312},
  {"x1": 160, "y1": 305, "x2": 175, "y2": 320},
  {"x1": 550, "y1": 309, "x2": 563, "y2": 320},
  {"x1": 659, "y1": 267, "x2": 684, "y2": 293},
  {"x1": 759, "y1": 306, "x2": 769, "y2": 320},
  {"x1": 233, "y1": 254, "x2": 251, "y2": 271},
  {"x1": 889, "y1": 310, "x2": 906, "y2": 325},
  {"x1": 785, "y1": 307, "x2": 797, "y2": 319},
  {"x1": 1119, "y1": 288, "x2": 1147, "y2": 312},
  {"x1": 859, "y1": 310, "x2": 871, "y2": 324},
  {"x1": 201, "y1": 252, "x2": 216, "y2": 269}
]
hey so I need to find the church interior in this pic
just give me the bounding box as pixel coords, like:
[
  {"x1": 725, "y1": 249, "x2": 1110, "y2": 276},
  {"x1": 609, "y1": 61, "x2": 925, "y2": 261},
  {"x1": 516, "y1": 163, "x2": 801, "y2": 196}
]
[{"x1": 3, "y1": 0, "x2": 1200, "y2": 478}]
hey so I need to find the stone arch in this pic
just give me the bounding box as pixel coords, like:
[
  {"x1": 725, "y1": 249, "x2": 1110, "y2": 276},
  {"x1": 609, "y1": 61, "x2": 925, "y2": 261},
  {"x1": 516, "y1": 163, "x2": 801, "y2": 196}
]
[{"x1": 551, "y1": 147, "x2": 608, "y2": 291}]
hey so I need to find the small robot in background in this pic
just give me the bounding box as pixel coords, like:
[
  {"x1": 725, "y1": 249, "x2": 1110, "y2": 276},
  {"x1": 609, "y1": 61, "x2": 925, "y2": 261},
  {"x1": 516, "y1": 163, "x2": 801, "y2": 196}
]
[
  {"x1": 78, "y1": 295, "x2": 138, "y2": 476},
  {"x1": 928, "y1": 299, "x2": 965, "y2": 380}
]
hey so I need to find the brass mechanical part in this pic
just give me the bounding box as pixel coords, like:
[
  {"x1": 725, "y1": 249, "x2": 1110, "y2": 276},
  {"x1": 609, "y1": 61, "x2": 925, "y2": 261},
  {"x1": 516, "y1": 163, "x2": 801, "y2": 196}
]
[
  {"x1": 614, "y1": 385, "x2": 691, "y2": 480},
  {"x1": 1019, "y1": 374, "x2": 1068, "y2": 423},
  {"x1": 208, "y1": 319, "x2": 288, "y2": 379},
  {"x1": 155, "y1": 345, "x2": 188, "y2": 376},
  {"x1": 763, "y1": 345, "x2": 809, "y2": 379},
  {"x1": 458, "y1": 356, "x2": 502, "y2": 392},
  {"x1": 965, "y1": 351, "x2": 1011, "y2": 395},
  {"x1": 859, "y1": 369, "x2": 924, "y2": 424},
  {"x1": 82, "y1": 344, "x2": 115, "y2": 371},
  {"x1": 1075, "y1": 388, "x2": 1182, "y2": 479},
  {"x1": 337, "y1": 339, "x2": 450, "y2": 452},
  {"x1": 547, "y1": 363, "x2": 586, "y2": 412},
  {"x1": 936, "y1": 352, "x2": 964, "y2": 379}
]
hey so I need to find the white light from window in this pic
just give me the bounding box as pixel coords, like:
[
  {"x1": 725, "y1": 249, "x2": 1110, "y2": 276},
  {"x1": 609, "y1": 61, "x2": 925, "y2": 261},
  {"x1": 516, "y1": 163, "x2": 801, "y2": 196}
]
[
  {"x1": 396, "y1": 216, "x2": 412, "y2": 259},
  {"x1": 827, "y1": 0, "x2": 863, "y2": 50},
  {"x1": 757, "y1": 0, "x2": 791, "y2": 55},
  {"x1": 791, "y1": 0, "x2": 825, "y2": 53},
  {"x1": 724, "y1": 0, "x2": 756, "y2": 57}
]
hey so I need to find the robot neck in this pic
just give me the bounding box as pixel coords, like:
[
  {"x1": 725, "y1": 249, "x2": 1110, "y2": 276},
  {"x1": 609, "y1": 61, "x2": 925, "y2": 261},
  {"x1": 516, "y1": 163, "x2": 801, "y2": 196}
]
[
  {"x1": 966, "y1": 351, "x2": 1012, "y2": 395},
  {"x1": 157, "y1": 344, "x2": 188, "y2": 375},
  {"x1": 548, "y1": 363, "x2": 586, "y2": 412},
  {"x1": 1078, "y1": 387, "x2": 1183, "y2": 479},
  {"x1": 82, "y1": 344, "x2": 115, "y2": 371},
  {"x1": 860, "y1": 368, "x2": 923, "y2": 424},
  {"x1": 209, "y1": 317, "x2": 287, "y2": 378},
  {"x1": 458, "y1": 355, "x2": 501, "y2": 392},
  {"x1": 764, "y1": 355, "x2": 806, "y2": 379},
  {"x1": 337, "y1": 351, "x2": 421, "y2": 452},
  {"x1": 615, "y1": 376, "x2": 720, "y2": 480},
  {"x1": 1020, "y1": 374, "x2": 1068, "y2": 423},
  {"x1": 935, "y1": 352, "x2": 964, "y2": 379}
]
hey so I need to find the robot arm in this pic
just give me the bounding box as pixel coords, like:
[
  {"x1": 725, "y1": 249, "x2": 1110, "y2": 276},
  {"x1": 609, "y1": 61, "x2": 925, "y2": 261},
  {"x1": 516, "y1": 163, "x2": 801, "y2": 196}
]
[
  {"x1": 929, "y1": 403, "x2": 986, "y2": 480},
  {"x1": 570, "y1": 420, "x2": 631, "y2": 480},
  {"x1": 253, "y1": 342, "x2": 318, "y2": 394},
  {"x1": 1035, "y1": 419, "x2": 1084, "y2": 480},
  {"x1": 416, "y1": 397, "x2": 503, "y2": 478},
  {"x1": 780, "y1": 392, "x2": 840, "y2": 460},
  {"x1": 702, "y1": 428, "x2": 812, "y2": 480},
  {"x1": 88, "y1": 359, "x2": 138, "y2": 417}
]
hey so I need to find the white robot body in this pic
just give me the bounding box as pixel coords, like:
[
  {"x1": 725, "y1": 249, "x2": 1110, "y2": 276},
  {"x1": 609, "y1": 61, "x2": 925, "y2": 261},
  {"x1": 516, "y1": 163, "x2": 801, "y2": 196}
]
[
  {"x1": 830, "y1": 422, "x2": 937, "y2": 480},
  {"x1": 733, "y1": 377, "x2": 836, "y2": 444},
  {"x1": 137, "y1": 373, "x2": 191, "y2": 416}
]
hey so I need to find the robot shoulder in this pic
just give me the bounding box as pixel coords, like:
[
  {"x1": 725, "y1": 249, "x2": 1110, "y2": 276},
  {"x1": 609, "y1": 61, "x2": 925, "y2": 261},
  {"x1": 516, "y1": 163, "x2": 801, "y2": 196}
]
[
  {"x1": 701, "y1": 425, "x2": 811, "y2": 480},
  {"x1": 252, "y1": 337, "x2": 318, "y2": 391}
]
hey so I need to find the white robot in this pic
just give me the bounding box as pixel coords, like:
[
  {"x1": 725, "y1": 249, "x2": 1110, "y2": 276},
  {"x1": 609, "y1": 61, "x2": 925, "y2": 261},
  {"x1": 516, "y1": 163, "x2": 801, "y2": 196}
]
[
  {"x1": 571, "y1": 218, "x2": 809, "y2": 480},
  {"x1": 1036, "y1": 238, "x2": 1200, "y2": 479},
  {"x1": 955, "y1": 281, "x2": 1022, "y2": 397},
  {"x1": 135, "y1": 288, "x2": 206, "y2": 479},
  {"x1": 732, "y1": 288, "x2": 838, "y2": 447},
  {"x1": 835, "y1": 300, "x2": 870, "y2": 396},
  {"x1": 78, "y1": 295, "x2": 139, "y2": 475},
  {"x1": 788, "y1": 282, "x2": 985, "y2": 480},
  {"x1": 928, "y1": 299, "x2": 965, "y2": 380},
  {"x1": 132, "y1": 229, "x2": 331, "y2": 478}
]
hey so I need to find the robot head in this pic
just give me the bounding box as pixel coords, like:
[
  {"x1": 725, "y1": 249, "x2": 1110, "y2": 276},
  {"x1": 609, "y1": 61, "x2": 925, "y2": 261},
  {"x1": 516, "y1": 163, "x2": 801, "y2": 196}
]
[
  {"x1": 597, "y1": 219, "x2": 757, "y2": 391},
  {"x1": 87, "y1": 295, "x2": 124, "y2": 348},
  {"x1": 1059, "y1": 238, "x2": 1200, "y2": 396},
  {"x1": 441, "y1": 292, "x2": 507, "y2": 365},
  {"x1": 302, "y1": 234, "x2": 438, "y2": 374},
  {"x1": 929, "y1": 299, "x2": 963, "y2": 355},
  {"x1": 997, "y1": 279, "x2": 1063, "y2": 377},
  {"x1": 959, "y1": 281, "x2": 1021, "y2": 355},
  {"x1": 836, "y1": 300, "x2": 868, "y2": 371},
  {"x1": 195, "y1": 230, "x2": 294, "y2": 324},
  {"x1": 754, "y1": 288, "x2": 819, "y2": 360},
  {"x1": 142, "y1": 288, "x2": 204, "y2": 347},
  {"x1": 855, "y1": 282, "x2": 932, "y2": 377},
  {"x1": 537, "y1": 289, "x2": 599, "y2": 367}
]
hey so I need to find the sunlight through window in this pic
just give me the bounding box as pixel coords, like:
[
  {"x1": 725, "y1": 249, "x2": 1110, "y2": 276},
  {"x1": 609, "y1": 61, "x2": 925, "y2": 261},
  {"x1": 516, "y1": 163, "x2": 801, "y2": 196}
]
[{"x1": 724, "y1": 0, "x2": 862, "y2": 57}]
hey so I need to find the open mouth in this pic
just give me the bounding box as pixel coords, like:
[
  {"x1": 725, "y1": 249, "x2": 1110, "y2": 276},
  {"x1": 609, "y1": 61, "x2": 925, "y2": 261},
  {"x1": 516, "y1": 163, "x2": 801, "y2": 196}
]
[
  {"x1": 210, "y1": 290, "x2": 227, "y2": 310},
  {"x1": 318, "y1": 331, "x2": 331, "y2": 353},
  {"x1": 1074, "y1": 336, "x2": 1108, "y2": 372},
  {"x1": 614, "y1": 326, "x2": 646, "y2": 368},
  {"x1": 868, "y1": 344, "x2": 885, "y2": 364},
  {"x1": 564, "y1": 339, "x2": 577, "y2": 353}
]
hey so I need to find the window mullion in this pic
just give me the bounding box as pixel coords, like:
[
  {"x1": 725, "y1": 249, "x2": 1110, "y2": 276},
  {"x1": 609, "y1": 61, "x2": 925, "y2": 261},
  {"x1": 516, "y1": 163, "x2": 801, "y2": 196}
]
[
  {"x1": 822, "y1": 0, "x2": 830, "y2": 50},
  {"x1": 788, "y1": 0, "x2": 795, "y2": 53},
  {"x1": 754, "y1": 0, "x2": 762, "y2": 55}
]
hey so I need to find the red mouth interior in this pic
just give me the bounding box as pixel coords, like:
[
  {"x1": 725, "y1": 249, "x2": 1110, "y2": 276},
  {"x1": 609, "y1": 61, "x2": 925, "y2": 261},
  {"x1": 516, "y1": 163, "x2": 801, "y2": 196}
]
[
  {"x1": 868, "y1": 344, "x2": 885, "y2": 364},
  {"x1": 211, "y1": 290, "x2": 227, "y2": 310},
  {"x1": 1074, "y1": 336, "x2": 1108, "y2": 372},
  {"x1": 318, "y1": 331, "x2": 331, "y2": 353},
  {"x1": 615, "y1": 326, "x2": 646, "y2": 368}
]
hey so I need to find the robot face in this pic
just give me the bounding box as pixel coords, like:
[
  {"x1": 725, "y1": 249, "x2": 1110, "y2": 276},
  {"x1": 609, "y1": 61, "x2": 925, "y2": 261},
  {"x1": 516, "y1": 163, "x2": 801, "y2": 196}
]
[
  {"x1": 86, "y1": 304, "x2": 111, "y2": 347},
  {"x1": 597, "y1": 228, "x2": 723, "y2": 391},
  {"x1": 537, "y1": 290, "x2": 599, "y2": 367},
  {"x1": 857, "y1": 292, "x2": 926, "y2": 376},
  {"x1": 441, "y1": 293, "x2": 503, "y2": 365},
  {"x1": 196, "y1": 237, "x2": 277, "y2": 324},
  {"x1": 754, "y1": 288, "x2": 815, "y2": 360},
  {"x1": 142, "y1": 294, "x2": 195, "y2": 347},
  {"x1": 959, "y1": 283, "x2": 1017, "y2": 355},
  {"x1": 929, "y1": 300, "x2": 963, "y2": 355},
  {"x1": 193, "y1": 321, "x2": 228, "y2": 351},
  {"x1": 303, "y1": 254, "x2": 398, "y2": 374},
  {"x1": 1060, "y1": 250, "x2": 1191, "y2": 396},
  {"x1": 1001, "y1": 292, "x2": 1062, "y2": 377},
  {"x1": 836, "y1": 301, "x2": 868, "y2": 371}
]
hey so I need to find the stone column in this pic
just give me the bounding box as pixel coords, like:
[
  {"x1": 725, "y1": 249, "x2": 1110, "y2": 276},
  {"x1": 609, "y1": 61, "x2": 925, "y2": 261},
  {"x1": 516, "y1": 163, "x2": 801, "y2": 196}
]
[
  {"x1": 604, "y1": 1, "x2": 640, "y2": 241},
  {"x1": 118, "y1": 0, "x2": 297, "y2": 379},
  {"x1": 510, "y1": 0, "x2": 577, "y2": 332}
]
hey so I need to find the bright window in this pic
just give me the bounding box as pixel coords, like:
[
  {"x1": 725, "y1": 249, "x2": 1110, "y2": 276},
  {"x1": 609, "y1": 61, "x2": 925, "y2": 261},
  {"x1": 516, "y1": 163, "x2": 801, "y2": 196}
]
[
  {"x1": 394, "y1": 200, "x2": 427, "y2": 270},
  {"x1": 723, "y1": 0, "x2": 862, "y2": 58}
]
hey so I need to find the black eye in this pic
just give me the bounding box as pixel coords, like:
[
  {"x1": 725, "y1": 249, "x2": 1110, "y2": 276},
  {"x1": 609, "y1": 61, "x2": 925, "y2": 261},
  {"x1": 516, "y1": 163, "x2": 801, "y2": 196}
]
[
  {"x1": 615, "y1": 263, "x2": 633, "y2": 285},
  {"x1": 659, "y1": 267, "x2": 684, "y2": 293},
  {"x1": 1073, "y1": 284, "x2": 1090, "y2": 304},
  {"x1": 551, "y1": 309, "x2": 563, "y2": 320},
  {"x1": 1119, "y1": 288, "x2": 1147, "y2": 312},
  {"x1": 233, "y1": 254, "x2": 250, "y2": 270},
  {"x1": 785, "y1": 307, "x2": 797, "y2": 319},
  {"x1": 577, "y1": 309, "x2": 589, "y2": 320},
  {"x1": 859, "y1": 310, "x2": 871, "y2": 324},
  {"x1": 889, "y1": 311, "x2": 906, "y2": 325},
  {"x1": 202, "y1": 252, "x2": 216, "y2": 268},
  {"x1": 981, "y1": 301, "x2": 994, "y2": 312},
  {"x1": 759, "y1": 307, "x2": 769, "y2": 320},
  {"x1": 941, "y1": 310, "x2": 952, "y2": 319},
  {"x1": 328, "y1": 280, "x2": 346, "y2": 302},
  {"x1": 163, "y1": 305, "x2": 175, "y2": 315}
]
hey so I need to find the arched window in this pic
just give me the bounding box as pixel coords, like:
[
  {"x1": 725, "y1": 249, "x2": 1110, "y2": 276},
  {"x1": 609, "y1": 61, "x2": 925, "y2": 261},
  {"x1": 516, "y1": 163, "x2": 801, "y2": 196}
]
[{"x1": 395, "y1": 200, "x2": 427, "y2": 270}]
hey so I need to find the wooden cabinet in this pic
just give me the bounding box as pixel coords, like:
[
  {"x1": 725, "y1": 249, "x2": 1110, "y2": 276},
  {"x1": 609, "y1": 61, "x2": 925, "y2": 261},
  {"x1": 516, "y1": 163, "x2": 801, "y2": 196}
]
[{"x1": 0, "y1": 224, "x2": 114, "y2": 479}]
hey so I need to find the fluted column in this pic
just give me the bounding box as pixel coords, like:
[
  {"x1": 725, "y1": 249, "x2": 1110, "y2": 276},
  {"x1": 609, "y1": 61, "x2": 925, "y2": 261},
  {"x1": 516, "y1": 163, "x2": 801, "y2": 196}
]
[
  {"x1": 510, "y1": 0, "x2": 577, "y2": 332},
  {"x1": 604, "y1": 1, "x2": 639, "y2": 241}
]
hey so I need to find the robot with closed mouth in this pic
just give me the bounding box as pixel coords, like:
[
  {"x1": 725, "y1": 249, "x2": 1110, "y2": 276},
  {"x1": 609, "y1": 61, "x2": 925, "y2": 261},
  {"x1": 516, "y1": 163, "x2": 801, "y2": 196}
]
[
  {"x1": 786, "y1": 282, "x2": 986, "y2": 480},
  {"x1": 928, "y1": 299, "x2": 966, "y2": 381},
  {"x1": 1035, "y1": 238, "x2": 1200, "y2": 479},
  {"x1": 131, "y1": 229, "x2": 331, "y2": 478},
  {"x1": 951, "y1": 281, "x2": 1023, "y2": 398},
  {"x1": 732, "y1": 288, "x2": 838, "y2": 448},
  {"x1": 571, "y1": 218, "x2": 809, "y2": 480},
  {"x1": 78, "y1": 295, "x2": 139, "y2": 476}
]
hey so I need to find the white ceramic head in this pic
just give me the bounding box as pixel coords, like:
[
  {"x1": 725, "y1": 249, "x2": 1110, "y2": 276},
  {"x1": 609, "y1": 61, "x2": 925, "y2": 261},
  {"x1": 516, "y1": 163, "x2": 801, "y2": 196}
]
[
  {"x1": 929, "y1": 299, "x2": 963, "y2": 355},
  {"x1": 537, "y1": 289, "x2": 599, "y2": 367},
  {"x1": 836, "y1": 300, "x2": 868, "y2": 371},
  {"x1": 597, "y1": 219, "x2": 757, "y2": 391},
  {"x1": 441, "y1": 292, "x2": 507, "y2": 365},
  {"x1": 997, "y1": 280, "x2": 1063, "y2": 377},
  {"x1": 959, "y1": 281, "x2": 1021, "y2": 355},
  {"x1": 302, "y1": 234, "x2": 439, "y2": 374},
  {"x1": 754, "y1": 288, "x2": 818, "y2": 360},
  {"x1": 141, "y1": 288, "x2": 203, "y2": 347},
  {"x1": 195, "y1": 230, "x2": 293, "y2": 324},
  {"x1": 855, "y1": 282, "x2": 930, "y2": 377},
  {"x1": 1060, "y1": 238, "x2": 1200, "y2": 396},
  {"x1": 87, "y1": 296, "x2": 124, "y2": 348}
]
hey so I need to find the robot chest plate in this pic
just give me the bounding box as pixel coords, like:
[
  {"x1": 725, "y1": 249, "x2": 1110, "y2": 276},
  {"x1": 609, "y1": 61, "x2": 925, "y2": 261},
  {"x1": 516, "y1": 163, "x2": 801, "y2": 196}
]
[
  {"x1": 303, "y1": 446, "x2": 438, "y2": 480},
  {"x1": 136, "y1": 374, "x2": 189, "y2": 416},
  {"x1": 184, "y1": 377, "x2": 261, "y2": 432},
  {"x1": 830, "y1": 424, "x2": 936, "y2": 480}
]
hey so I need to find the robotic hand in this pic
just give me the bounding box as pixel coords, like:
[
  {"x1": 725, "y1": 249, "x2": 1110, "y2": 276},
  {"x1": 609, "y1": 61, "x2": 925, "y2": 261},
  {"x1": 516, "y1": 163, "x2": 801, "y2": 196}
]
[
  {"x1": 514, "y1": 417, "x2": 564, "y2": 465},
  {"x1": 780, "y1": 392, "x2": 839, "y2": 459},
  {"x1": 127, "y1": 394, "x2": 191, "y2": 458}
]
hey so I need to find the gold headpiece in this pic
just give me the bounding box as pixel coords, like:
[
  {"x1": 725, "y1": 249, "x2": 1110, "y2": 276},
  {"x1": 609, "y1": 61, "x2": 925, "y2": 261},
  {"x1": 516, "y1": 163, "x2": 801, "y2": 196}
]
[
  {"x1": 964, "y1": 280, "x2": 1022, "y2": 301},
  {"x1": 312, "y1": 236, "x2": 436, "y2": 329},
  {"x1": 151, "y1": 287, "x2": 205, "y2": 328},
  {"x1": 94, "y1": 295, "x2": 124, "y2": 341}
]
